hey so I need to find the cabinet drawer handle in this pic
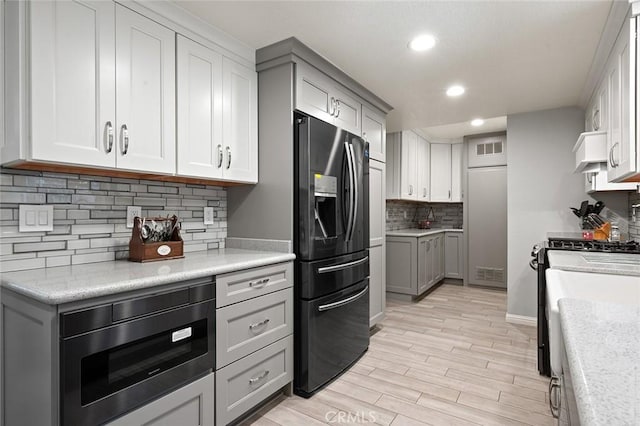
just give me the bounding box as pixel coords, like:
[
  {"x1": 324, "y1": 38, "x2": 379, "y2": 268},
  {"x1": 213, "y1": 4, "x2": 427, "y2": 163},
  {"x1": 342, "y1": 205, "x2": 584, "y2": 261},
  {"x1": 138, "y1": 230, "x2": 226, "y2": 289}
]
[
  {"x1": 120, "y1": 124, "x2": 129, "y2": 155},
  {"x1": 249, "y1": 318, "x2": 270, "y2": 330},
  {"x1": 226, "y1": 146, "x2": 232, "y2": 169},
  {"x1": 105, "y1": 121, "x2": 114, "y2": 153},
  {"x1": 217, "y1": 144, "x2": 223, "y2": 168},
  {"x1": 249, "y1": 278, "x2": 270, "y2": 288},
  {"x1": 249, "y1": 370, "x2": 269, "y2": 385}
]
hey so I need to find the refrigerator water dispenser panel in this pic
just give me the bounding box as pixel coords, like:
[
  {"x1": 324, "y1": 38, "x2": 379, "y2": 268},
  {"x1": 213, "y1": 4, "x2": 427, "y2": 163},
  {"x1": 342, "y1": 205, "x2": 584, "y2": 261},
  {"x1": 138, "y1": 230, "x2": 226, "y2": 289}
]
[{"x1": 314, "y1": 174, "x2": 338, "y2": 240}]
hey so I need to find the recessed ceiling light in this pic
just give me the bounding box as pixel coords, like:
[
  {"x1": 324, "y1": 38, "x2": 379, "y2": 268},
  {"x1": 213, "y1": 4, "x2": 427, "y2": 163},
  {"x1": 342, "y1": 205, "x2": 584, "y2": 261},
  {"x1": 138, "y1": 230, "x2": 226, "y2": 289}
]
[
  {"x1": 471, "y1": 118, "x2": 485, "y2": 126},
  {"x1": 446, "y1": 85, "x2": 465, "y2": 97},
  {"x1": 408, "y1": 34, "x2": 436, "y2": 52}
]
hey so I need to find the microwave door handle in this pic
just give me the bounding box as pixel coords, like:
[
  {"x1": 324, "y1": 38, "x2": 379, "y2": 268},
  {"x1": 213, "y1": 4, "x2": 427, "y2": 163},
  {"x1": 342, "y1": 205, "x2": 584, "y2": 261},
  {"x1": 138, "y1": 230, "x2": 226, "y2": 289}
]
[
  {"x1": 344, "y1": 141, "x2": 355, "y2": 240},
  {"x1": 318, "y1": 285, "x2": 368, "y2": 312}
]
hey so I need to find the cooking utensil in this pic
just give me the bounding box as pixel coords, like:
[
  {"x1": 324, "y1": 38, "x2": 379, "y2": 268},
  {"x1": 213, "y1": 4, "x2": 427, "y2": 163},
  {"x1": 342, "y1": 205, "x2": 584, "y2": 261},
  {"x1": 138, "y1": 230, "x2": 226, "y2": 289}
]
[
  {"x1": 579, "y1": 200, "x2": 589, "y2": 217},
  {"x1": 570, "y1": 207, "x2": 581, "y2": 218},
  {"x1": 593, "y1": 201, "x2": 605, "y2": 214},
  {"x1": 589, "y1": 213, "x2": 605, "y2": 227},
  {"x1": 586, "y1": 204, "x2": 594, "y2": 215}
]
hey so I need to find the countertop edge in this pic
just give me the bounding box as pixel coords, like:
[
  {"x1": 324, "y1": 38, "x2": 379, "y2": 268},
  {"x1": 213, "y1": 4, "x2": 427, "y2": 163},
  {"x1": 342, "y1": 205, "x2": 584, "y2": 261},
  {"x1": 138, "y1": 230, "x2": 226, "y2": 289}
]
[{"x1": 386, "y1": 228, "x2": 463, "y2": 237}]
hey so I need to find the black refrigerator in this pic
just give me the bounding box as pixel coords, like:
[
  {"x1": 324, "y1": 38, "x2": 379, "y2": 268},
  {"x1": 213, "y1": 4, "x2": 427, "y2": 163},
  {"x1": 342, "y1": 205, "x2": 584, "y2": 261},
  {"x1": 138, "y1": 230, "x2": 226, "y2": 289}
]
[{"x1": 293, "y1": 111, "x2": 370, "y2": 398}]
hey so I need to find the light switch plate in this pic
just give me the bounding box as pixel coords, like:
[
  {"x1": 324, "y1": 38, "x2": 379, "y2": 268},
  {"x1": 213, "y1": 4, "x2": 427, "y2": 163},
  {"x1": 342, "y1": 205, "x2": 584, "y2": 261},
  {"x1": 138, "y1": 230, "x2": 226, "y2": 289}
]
[
  {"x1": 19, "y1": 205, "x2": 54, "y2": 232},
  {"x1": 203, "y1": 207, "x2": 214, "y2": 225},
  {"x1": 127, "y1": 206, "x2": 142, "y2": 228}
]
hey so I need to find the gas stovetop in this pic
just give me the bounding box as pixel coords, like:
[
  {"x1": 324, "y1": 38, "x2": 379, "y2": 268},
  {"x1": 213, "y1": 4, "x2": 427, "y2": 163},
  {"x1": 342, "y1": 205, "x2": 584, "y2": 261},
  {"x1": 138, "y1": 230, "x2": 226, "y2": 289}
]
[{"x1": 547, "y1": 238, "x2": 640, "y2": 254}]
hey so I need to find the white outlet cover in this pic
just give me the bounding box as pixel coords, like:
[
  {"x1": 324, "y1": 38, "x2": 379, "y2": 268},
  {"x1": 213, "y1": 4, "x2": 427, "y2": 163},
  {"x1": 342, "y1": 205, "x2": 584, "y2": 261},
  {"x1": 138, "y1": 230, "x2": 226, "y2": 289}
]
[
  {"x1": 127, "y1": 206, "x2": 142, "y2": 228},
  {"x1": 19, "y1": 205, "x2": 54, "y2": 232},
  {"x1": 204, "y1": 207, "x2": 214, "y2": 225}
]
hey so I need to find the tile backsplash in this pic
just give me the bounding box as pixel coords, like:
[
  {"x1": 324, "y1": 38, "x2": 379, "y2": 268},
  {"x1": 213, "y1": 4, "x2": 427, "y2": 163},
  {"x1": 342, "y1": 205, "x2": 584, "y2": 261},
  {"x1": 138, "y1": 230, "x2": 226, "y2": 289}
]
[
  {"x1": 386, "y1": 200, "x2": 463, "y2": 231},
  {"x1": 630, "y1": 191, "x2": 640, "y2": 241},
  {"x1": 0, "y1": 168, "x2": 226, "y2": 272}
]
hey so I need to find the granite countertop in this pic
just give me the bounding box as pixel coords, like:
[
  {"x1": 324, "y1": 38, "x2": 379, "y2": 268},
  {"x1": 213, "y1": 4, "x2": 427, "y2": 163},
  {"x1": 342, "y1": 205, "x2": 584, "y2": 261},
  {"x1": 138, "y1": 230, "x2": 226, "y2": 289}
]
[
  {"x1": 559, "y1": 298, "x2": 640, "y2": 425},
  {"x1": 386, "y1": 228, "x2": 463, "y2": 237},
  {"x1": 548, "y1": 251, "x2": 640, "y2": 277},
  {"x1": 0, "y1": 248, "x2": 295, "y2": 305}
]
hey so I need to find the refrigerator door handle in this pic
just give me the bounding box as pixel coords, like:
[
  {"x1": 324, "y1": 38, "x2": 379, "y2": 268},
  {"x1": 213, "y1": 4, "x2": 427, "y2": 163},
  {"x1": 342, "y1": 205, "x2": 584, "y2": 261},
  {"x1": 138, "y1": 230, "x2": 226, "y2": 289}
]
[
  {"x1": 318, "y1": 285, "x2": 368, "y2": 312},
  {"x1": 317, "y1": 256, "x2": 369, "y2": 274},
  {"x1": 344, "y1": 142, "x2": 355, "y2": 240},
  {"x1": 347, "y1": 142, "x2": 359, "y2": 241}
]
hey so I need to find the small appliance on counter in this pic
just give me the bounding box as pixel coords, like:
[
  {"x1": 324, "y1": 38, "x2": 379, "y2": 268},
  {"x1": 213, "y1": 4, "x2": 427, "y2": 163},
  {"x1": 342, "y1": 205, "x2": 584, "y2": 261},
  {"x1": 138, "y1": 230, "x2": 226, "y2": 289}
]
[{"x1": 530, "y1": 234, "x2": 640, "y2": 376}]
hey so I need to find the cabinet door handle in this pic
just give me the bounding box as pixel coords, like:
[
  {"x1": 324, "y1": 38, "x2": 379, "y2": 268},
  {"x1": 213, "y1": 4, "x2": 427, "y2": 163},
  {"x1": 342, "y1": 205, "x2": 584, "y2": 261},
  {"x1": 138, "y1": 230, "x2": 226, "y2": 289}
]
[
  {"x1": 330, "y1": 97, "x2": 336, "y2": 116},
  {"x1": 249, "y1": 370, "x2": 269, "y2": 385},
  {"x1": 423, "y1": 188, "x2": 427, "y2": 198},
  {"x1": 226, "y1": 146, "x2": 232, "y2": 169},
  {"x1": 120, "y1": 124, "x2": 129, "y2": 155},
  {"x1": 409, "y1": 185, "x2": 413, "y2": 195},
  {"x1": 448, "y1": 189, "x2": 451, "y2": 199},
  {"x1": 217, "y1": 145, "x2": 223, "y2": 168},
  {"x1": 105, "y1": 121, "x2": 114, "y2": 153},
  {"x1": 335, "y1": 100, "x2": 341, "y2": 118},
  {"x1": 249, "y1": 318, "x2": 270, "y2": 330},
  {"x1": 593, "y1": 109, "x2": 600, "y2": 131},
  {"x1": 610, "y1": 142, "x2": 619, "y2": 167},
  {"x1": 249, "y1": 277, "x2": 270, "y2": 288}
]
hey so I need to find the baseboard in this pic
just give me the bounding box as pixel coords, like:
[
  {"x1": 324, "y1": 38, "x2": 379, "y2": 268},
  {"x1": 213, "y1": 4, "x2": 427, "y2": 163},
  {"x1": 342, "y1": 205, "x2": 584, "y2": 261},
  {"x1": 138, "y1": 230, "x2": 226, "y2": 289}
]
[{"x1": 505, "y1": 313, "x2": 537, "y2": 327}]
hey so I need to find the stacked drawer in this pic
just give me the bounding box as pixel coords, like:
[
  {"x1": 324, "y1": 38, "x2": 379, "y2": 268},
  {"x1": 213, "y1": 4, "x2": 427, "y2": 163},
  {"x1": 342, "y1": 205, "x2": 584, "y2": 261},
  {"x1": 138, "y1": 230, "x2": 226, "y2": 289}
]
[{"x1": 215, "y1": 262, "x2": 294, "y2": 425}]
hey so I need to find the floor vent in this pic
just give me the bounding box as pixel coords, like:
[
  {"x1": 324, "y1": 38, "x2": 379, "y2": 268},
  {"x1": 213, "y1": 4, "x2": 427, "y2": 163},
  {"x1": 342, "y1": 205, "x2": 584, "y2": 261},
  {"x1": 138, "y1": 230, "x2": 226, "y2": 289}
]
[{"x1": 475, "y1": 267, "x2": 505, "y2": 283}]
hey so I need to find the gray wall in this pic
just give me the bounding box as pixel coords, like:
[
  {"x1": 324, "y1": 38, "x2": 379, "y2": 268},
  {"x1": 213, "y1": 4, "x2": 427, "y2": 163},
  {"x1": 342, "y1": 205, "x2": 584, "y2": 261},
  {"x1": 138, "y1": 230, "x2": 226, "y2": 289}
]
[
  {"x1": 506, "y1": 107, "x2": 585, "y2": 318},
  {"x1": 630, "y1": 192, "x2": 640, "y2": 240},
  {"x1": 386, "y1": 201, "x2": 463, "y2": 230},
  {"x1": 0, "y1": 169, "x2": 227, "y2": 272}
]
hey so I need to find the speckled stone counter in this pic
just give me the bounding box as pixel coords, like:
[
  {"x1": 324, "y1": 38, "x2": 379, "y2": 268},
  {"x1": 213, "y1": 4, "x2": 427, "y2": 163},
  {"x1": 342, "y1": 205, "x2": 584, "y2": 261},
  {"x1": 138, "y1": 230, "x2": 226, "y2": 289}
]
[
  {"x1": 386, "y1": 228, "x2": 463, "y2": 237},
  {"x1": 0, "y1": 248, "x2": 295, "y2": 304},
  {"x1": 548, "y1": 251, "x2": 640, "y2": 276},
  {"x1": 559, "y1": 298, "x2": 640, "y2": 425}
]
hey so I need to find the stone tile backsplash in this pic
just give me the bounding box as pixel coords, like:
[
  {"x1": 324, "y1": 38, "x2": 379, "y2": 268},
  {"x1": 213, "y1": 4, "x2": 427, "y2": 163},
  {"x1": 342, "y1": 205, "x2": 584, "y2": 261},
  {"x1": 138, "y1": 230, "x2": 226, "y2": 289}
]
[
  {"x1": 386, "y1": 200, "x2": 463, "y2": 231},
  {"x1": 0, "y1": 168, "x2": 227, "y2": 272},
  {"x1": 630, "y1": 191, "x2": 640, "y2": 241}
]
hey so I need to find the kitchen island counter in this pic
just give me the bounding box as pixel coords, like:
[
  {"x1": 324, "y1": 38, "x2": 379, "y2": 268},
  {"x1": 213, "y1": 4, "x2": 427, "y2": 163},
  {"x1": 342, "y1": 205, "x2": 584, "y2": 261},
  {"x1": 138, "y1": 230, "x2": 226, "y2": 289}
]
[
  {"x1": 1, "y1": 248, "x2": 295, "y2": 305},
  {"x1": 559, "y1": 298, "x2": 640, "y2": 425},
  {"x1": 548, "y1": 250, "x2": 640, "y2": 276}
]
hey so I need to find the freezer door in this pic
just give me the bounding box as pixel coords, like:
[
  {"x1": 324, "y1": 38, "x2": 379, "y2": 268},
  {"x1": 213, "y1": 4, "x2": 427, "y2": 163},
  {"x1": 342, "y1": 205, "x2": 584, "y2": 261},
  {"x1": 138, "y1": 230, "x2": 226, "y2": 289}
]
[
  {"x1": 295, "y1": 280, "x2": 369, "y2": 397},
  {"x1": 295, "y1": 112, "x2": 369, "y2": 261},
  {"x1": 297, "y1": 251, "x2": 369, "y2": 299}
]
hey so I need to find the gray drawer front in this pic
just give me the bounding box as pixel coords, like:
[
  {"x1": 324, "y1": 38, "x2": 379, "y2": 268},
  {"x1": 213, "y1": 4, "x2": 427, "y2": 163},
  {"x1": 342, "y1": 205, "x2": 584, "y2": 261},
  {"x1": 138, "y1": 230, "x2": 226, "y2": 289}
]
[
  {"x1": 216, "y1": 262, "x2": 293, "y2": 307},
  {"x1": 216, "y1": 335, "x2": 293, "y2": 426},
  {"x1": 216, "y1": 288, "x2": 293, "y2": 368}
]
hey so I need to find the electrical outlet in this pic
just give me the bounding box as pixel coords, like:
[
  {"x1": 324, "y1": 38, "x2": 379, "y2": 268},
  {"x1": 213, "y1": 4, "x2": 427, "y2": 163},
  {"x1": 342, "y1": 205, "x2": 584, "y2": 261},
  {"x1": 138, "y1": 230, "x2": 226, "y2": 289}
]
[
  {"x1": 126, "y1": 206, "x2": 142, "y2": 228},
  {"x1": 203, "y1": 207, "x2": 215, "y2": 225},
  {"x1": 19, "y1": 205, "x2": 54, "y2": 232}
]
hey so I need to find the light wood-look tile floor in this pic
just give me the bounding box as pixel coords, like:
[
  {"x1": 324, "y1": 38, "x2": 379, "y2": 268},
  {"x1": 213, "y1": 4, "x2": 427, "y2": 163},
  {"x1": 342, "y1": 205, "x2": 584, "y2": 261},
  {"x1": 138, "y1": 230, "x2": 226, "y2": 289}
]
[{"x1": 241, "y1": 284, "x2": 554, "y2": 426}]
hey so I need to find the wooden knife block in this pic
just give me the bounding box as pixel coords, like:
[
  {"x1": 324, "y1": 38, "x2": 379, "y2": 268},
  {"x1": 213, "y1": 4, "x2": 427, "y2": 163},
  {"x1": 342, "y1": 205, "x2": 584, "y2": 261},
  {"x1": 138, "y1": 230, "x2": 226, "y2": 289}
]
[{"x1": 594, "y1": 222, "x2": 610, "y2": 241}]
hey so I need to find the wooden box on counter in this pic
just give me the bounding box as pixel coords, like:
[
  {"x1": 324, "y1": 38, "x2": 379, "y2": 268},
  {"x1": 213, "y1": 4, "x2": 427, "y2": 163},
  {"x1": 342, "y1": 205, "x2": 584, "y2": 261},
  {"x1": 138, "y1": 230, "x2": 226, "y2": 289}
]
[{"x1": 129, "y1": 216, "x2": 184, "y2": 262}]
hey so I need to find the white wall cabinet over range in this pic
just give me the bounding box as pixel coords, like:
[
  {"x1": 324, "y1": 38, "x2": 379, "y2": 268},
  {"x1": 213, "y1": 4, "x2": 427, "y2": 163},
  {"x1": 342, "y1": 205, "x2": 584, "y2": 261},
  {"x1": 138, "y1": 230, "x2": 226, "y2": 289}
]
[
  {"x1": 3, "y1": 0, "x2": 258, "y2": 185},
  {"x1": 386, "y1": 130, "x2": 430, "y2": 201},
  {"x1": 177, "y1": 35, "x2": 258, "y2": 182}
]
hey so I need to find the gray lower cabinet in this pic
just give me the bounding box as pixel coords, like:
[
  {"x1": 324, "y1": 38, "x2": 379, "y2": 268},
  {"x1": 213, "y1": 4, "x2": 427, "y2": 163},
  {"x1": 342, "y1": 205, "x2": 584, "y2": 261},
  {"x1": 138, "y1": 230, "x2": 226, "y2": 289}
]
[
  {"x1": 444, "y1": 232, "x2": 464, "y2": 279},
  {"x1": 106, "y1": 373, "x2": 215, "y2": 426},
  {"x1": 386, "y1": 234, "x2": 444, "y2": 297},
  {"x1": 216, "y1": 335, "x2": 294, "y2": 426}
]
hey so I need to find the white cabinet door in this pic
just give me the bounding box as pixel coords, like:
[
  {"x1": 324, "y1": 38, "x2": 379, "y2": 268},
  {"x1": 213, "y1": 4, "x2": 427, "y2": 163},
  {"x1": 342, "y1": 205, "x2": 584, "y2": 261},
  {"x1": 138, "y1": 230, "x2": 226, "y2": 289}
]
[
  {"x1": 451, "y1": 143, "x2": 463, "y2": 202},
  {"x1": 30, "y1": 0, "x2": 115, "y2": 167},
  {"x1": 333, "y1": 86, "x2": 361, "y2": 136},
  {"x1": 115, "y1": 5, "x2": 175, "y2": 174},
  {"x1": 417, "y1": 136, "x2": 430, "y2": 201},
  {"x1": 296, "y1": 62, "x2": 334, "y2": 123},
  {"x1": 400, "y1": 130, "x2": 418, "y2": 199},
  {"x1": 369, "y1": 160, "x2": 385, "y2": 247},
  {"x1": 445, "y1": 232, "x2": 463, "y2": 279},
  {"x1": 369, "y1": 244, "x2": 385, "y2": 327},
  {"x1": 430, "y1": 144, "x2": 452, "y2": 201},
  {"x1": 176, "y1": 35, "x2": 224, "y2": 179},
  {"x1": 362, "y1": 105, "x2": 386, "y2": 162},
  {"x1": 222, "y1": 58, "x2": 258, "y2": 183}
]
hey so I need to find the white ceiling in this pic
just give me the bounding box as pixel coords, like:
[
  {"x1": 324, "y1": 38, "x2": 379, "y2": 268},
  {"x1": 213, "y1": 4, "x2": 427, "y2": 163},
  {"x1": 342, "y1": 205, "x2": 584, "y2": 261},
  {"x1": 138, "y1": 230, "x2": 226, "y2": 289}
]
[{"x1": 174, "y1": 0, "x2": 612, "y2": 138}]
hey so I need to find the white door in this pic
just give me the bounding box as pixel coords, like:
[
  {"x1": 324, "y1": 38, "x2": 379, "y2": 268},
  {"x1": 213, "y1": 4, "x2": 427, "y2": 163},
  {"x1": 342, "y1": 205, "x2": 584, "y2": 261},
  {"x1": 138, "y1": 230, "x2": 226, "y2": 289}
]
[
  {"x1": 176, "y1": 35, "x2": 224, "y2": 179},
  {"x1": 333, "y1": 86, "x2": 361, "y2": 135},
  {"x1": 430, "y1": 144, "x2": 452, "y2": 201},
  {"x1": 30, "y1": 0, "x2": 115, "y2": 167},
  {"x1": 400, "y1": 130, "x2": 418, "y2": 199},
  {"x1": 222, "y1": 58, "x2": 258, "y2": 183},
  {"x1": 115, "y1": 5, "x2": 175, "y2": 174},
  {"x1": 417, "y1": 136, "x2": 430, "y2": 201},
  {"x1": 450, "y1": 143, "x2": 463, "y2": 202},
  {"x1": 362, "y1": 105, "x2": 386, "y2": 162}
]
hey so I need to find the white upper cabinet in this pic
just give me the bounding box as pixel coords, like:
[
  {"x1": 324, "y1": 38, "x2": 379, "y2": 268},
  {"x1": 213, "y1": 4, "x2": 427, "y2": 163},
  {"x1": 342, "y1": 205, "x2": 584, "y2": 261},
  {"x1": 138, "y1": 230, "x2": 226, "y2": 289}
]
[
  {"x1": 386, "y1": 130, "x2": 431, "y2": 201},
  {"x1": 417, "y1": 136, "x2": 430, "y2": 201},
  {"x1": 30, "y1": 0, "x2": 116, "y2": 167},
  {"x1": 176, "y1": 35, "x2": 224, "y2": 179},
  {"x1": 362, "y1": 105, "x2": 386, "y2": 162},
  {"x1": 115, "y1": 5, "x2": 175, "y2": 174},
  {"x1": 295, "y1": 61, "x2": 361, "y2": 135},
  {"x1": 451, "y1": 143, "x2": 463, "y2": 202},
  {"x1": 400, "y1": 131, "x2": 418, "y2": 199},
  {"x1": 222, "y1": 58, "x2": 258, "y2": 183},
  {"x1": 430, "y1": 143, "x2": 452, "y2": 202}
]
